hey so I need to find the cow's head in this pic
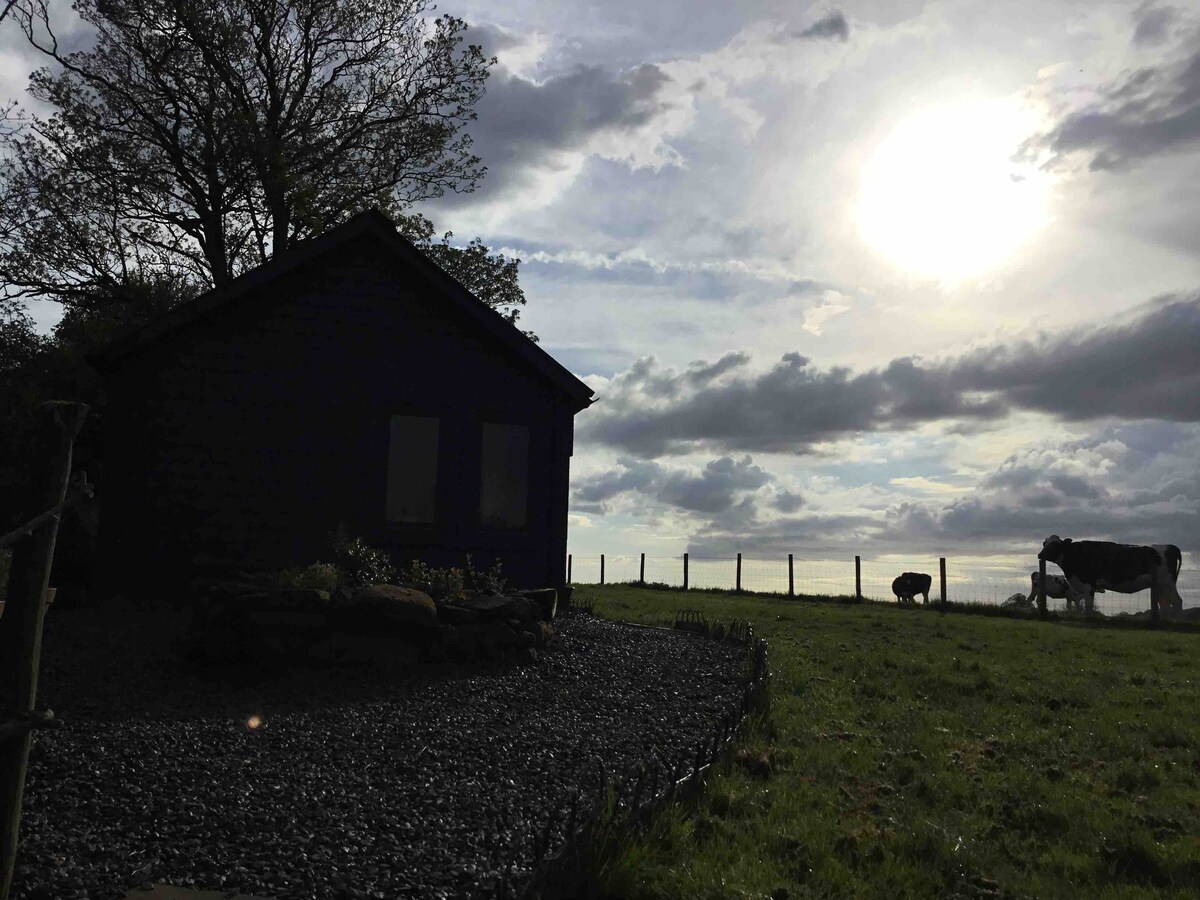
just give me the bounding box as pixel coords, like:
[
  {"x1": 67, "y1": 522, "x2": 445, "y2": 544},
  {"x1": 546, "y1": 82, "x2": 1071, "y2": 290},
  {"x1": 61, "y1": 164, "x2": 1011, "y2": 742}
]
[{"x1": 1037, "y1": 535, "x2": 1071, "y2": 564}]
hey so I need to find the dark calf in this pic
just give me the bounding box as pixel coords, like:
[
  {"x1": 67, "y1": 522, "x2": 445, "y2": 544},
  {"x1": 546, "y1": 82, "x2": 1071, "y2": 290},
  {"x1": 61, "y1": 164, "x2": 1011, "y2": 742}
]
[{"x1": 892, "y1": 571, "x2": 932, "y2": 605}]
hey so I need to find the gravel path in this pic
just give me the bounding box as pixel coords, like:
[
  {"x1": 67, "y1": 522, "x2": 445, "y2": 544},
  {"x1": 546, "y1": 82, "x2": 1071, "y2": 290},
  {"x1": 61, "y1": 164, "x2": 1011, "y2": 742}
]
[{"x1": 11, "y1": 609, "x2": 747, "y2": 900}]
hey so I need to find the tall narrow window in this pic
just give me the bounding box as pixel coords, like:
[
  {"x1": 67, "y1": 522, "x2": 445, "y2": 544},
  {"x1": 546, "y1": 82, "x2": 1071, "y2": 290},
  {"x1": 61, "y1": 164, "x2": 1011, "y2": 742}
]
[
  {"x1": 480, "y1": 423, "x2": 529, "y2": 530},
  {"x1": 386, "y1": 415, "x2": 438, "y2": 523}
]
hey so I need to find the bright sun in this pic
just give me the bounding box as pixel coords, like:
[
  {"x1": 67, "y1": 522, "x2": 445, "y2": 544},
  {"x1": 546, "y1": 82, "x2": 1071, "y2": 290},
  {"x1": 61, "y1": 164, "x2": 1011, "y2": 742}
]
[{"x1": 856, "y1": 100, "x2": 1051, "y2": 282}]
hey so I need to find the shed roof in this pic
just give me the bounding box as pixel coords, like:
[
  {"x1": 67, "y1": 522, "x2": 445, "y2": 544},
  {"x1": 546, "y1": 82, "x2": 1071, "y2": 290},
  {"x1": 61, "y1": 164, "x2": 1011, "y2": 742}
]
[{"x1": 92, "y1": 210, "x2": 595, "y2": 411}]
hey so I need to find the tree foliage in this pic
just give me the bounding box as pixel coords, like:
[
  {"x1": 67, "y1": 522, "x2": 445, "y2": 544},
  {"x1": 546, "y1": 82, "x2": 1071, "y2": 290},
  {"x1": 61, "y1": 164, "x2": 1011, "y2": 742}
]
[{"x1": 0, "y1": 0, "x2": 529, "y2": 330}]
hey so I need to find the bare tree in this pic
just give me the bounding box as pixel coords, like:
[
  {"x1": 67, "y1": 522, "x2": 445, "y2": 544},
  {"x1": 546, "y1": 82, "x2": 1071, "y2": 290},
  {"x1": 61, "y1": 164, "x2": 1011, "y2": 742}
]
[{"x1": 0, "y1": 0, "x2": 526, "y2": 326}]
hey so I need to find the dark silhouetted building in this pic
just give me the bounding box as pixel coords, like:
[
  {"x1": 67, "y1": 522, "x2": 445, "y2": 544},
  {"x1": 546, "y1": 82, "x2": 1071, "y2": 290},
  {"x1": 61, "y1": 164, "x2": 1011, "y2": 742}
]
[{"x1": 92, "y1": 210, "x2": 594, "y2": 603}]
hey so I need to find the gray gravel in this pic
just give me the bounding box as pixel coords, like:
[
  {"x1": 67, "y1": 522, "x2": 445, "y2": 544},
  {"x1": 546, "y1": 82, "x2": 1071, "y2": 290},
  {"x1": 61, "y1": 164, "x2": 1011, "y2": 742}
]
[{"x1": 12, "y1": 609, "x2": 747, "y2": 899}]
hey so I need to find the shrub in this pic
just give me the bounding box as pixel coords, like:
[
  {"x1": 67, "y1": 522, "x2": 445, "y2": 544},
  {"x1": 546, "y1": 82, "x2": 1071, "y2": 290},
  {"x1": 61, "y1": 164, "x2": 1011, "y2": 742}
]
[
  {"x1": 275, "y1": 562, "x2": 339, "y2": 593},
  {"x1": 397, "y1": 559, "x2": 465, "y2": 602},
  {"x1": 463, "y1": 554, "x2": 506, "y2": 595},
  {"x1": 329, "y1": 525, "x2": 395, "y2": 587}
]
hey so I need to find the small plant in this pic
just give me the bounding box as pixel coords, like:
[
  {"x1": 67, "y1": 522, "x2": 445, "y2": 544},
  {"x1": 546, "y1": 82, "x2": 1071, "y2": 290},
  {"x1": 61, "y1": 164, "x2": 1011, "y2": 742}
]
[
  {"x1": 463, "y1": 553, "x2": 507, "y2": 596},
  {"x1": 329, "y1": 525, "x2": 396, "y2": 587},
  {"x1": 397, "y1": 559, "x2": 465, "y2": 602},
  {"x1": 275, "y1": 562, "x2": 339, "y2": 593}
]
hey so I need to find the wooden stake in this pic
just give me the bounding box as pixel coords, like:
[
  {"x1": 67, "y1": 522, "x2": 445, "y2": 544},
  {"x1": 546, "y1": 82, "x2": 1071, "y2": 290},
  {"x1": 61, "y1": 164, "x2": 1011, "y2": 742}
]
[
  {"x1": 683, "y1": 553, "x2": 689, "y2": 591},
  {"x1": 736, "y1": 553, "x2": 742, "y2": 593},
  {"x1": 0, "y1": 402, "x2": 88, "y2": 900},
  {"x1": 940, "y1": 557, "x2": 947, "y2": 611},
  {"x1": 855, "y1": 555, "x2": 862, "y2": 603},
  {"x1": 788, "y1": 553, "x2": 794, "y2": 597}
]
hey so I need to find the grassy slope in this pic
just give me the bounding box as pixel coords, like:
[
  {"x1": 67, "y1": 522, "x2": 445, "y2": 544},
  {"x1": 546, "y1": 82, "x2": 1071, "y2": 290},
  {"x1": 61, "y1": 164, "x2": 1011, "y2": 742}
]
[{"x1": 575, "y1": 585, "x2": 1200, "y2": 900}]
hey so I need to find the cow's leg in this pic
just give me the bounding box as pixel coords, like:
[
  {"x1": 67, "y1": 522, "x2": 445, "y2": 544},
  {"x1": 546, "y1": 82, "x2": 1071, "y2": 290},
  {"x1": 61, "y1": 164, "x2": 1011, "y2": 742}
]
[
  {"x1": 921, "y1": 590, "x2": 928, "y2": 605},
  {"x1": 1083, "y1": 588, "x2": 1095, "y2": 614}
]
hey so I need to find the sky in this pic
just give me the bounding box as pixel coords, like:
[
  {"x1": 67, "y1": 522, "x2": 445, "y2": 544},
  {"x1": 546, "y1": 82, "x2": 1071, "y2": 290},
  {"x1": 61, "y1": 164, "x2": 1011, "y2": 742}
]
[{"x1": 3, "y1": 0, "x2": 1200, "y2": 574}]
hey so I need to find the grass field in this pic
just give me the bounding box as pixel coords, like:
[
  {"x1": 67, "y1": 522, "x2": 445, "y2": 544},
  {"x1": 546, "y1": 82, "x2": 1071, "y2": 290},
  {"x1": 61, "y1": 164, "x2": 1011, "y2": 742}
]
[{"x1": 573, "y1": 584, "x2": 1200, "y2": 900}]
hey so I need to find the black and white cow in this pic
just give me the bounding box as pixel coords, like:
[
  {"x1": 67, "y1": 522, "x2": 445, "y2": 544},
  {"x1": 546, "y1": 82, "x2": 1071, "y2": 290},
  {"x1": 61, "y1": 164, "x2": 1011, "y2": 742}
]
[
  {"x1": 1030, "y1": 571, "x2": 1087, "y2": 610},
  {"x1": 892, "y1": 572, "x2": 932, "y2": 605},
  {"x1": 1037, "y1": 535, "x2": 1183, "y2": 617}
]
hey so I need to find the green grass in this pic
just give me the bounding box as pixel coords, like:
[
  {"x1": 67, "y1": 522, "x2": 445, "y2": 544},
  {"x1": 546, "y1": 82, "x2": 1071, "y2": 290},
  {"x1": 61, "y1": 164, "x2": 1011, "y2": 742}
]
[{"x1": 573, "y1": 584, "x2": 1200, "y2": 900}]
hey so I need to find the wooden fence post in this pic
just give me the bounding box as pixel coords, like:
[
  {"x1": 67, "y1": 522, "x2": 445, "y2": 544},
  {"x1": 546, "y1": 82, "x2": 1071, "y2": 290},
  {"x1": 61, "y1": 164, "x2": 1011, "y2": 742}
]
[
  {"x1": 639, "y1": 553, "x2": 645, "y2": 586},
  {"x1": 854, "y1": 556, "x2": 861, "y2": 603},
  {"x1": 939, "y1": 558, "x2": 947, "y2": 611},
  {"x1": 0, "y1": 402, "x2": 88, "y2": 900},
  {"x1": 1037, "y1": 557, "x2": 1047, "y2": 617},
  {"x1": 683, "y1": 553, "x2": 689, "y2": 591},
  {"x1": 567, "y1": 554, "x2": 572, "y2": 584},
  {"x1": 788, "y1": 554, "x2": 794, "y2": 598},
  {"x1": 736, "y1": 553, "x2": 742, "y2": 593},
  {"x1": 600, "y1": 554, "x2": 605, "y2": 586}
]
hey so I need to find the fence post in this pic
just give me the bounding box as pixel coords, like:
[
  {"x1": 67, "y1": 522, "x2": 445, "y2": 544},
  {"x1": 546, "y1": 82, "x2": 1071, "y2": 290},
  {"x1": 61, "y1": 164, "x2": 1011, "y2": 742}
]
[
  {"x1": 788, "y1": 554, "x2": 794, "y2": 598},
  {"x1": 736, "y1": 553, "x2": 742, "y2": 593},
  {"x1": 567, "y1": 554, "x2": 572, "y2": 584},
  {"x1": 0, "y1": 402, "x2": 88, "y2": 900},
  {"x1": 1037, "y1": 557, "x2": 1047, "y2": 617},
  {"x1": 854, "y1": 556, "x2": 861, "y2": 603},
  {"x1": 683, "y1": 553, "x2": 689, "y2": 591},
  {"x1": 600, "y1": 554, "x2": 605, "y2": 586},
  {"x1": 939, "y1": 558, "x2": 947, "y2": 611},
  {"x1": 639, "y1": 553, "x2": 645, "y2": 586}
]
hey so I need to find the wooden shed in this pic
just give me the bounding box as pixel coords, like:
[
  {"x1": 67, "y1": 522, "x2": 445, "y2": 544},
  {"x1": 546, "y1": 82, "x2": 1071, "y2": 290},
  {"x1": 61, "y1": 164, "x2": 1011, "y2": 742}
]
[{"x1": 91, "y1": 210, "x2": 594, "y2": 603}]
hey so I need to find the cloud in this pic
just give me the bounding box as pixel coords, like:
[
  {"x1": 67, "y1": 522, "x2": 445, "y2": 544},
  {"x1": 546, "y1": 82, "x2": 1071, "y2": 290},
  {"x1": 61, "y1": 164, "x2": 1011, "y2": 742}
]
[
  {"x1": 801, "y1": 289, "x2": 852, "y2": 335},
  {"x1": 945, "y1": 295, "x2": 1200, "y2": 422},
  {"x1": 878, "y1": 423, "x2": 1200, "y2": 552},
  {"x1": 445, "y1": 26, "x2": 691, "y2": 207},
  {"x1": 1132, "y1": 3, "x2": 1179, "y2": 47},
  {"x1": 772, "y1": 489, "x2": 805, "y2": 513},
  {"x1": 572, "y1": 454, "x2": 773, "y2": 515},
  {"x1": 576, "y1": 294, "x2": 1200, "y2": 457},
  {"x1": 1028, "y1": 30, "x2": 1200, "y2": 171},
  {"x1": 796, "y1": 10, "x2": 850, "y2": 43}
]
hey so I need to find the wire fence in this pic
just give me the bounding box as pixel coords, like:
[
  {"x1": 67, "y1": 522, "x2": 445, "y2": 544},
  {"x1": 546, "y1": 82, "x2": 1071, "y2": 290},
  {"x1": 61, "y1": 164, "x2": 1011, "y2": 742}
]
[{"x1": 566, "y1": 553, "x2": 1200, "y2": 617}]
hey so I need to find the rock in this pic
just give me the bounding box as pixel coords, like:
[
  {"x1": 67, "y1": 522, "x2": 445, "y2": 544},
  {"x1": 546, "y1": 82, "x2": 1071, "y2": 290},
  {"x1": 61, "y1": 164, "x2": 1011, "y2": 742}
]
[
  {"x1": 235, "y1": 590, "x2": 272, "y2": 610},
  {"x1": 436, "y1": 602, "x2": 481, "y2": 625},
  {"x1": 395, "y1": 581, "x2": 436, "y2": 597},
  {"x1": 265, "y1": 588, "x2": 331, "y2": 612},
  {"x1": 244, "y1": 610, "x2": 328, "y2": 633},
  {"x1": 515, "y1": 588, "x2": 557, "y2": 621},
  {"x1": 516, "y1": 647, "x2": 538, "y2": 666},
  {"x1": 456, "y1": 594, "x2": 540, "y2": 622},
  {"x1": 337, "y1": 585, "x2": 438, "y2": 634}
]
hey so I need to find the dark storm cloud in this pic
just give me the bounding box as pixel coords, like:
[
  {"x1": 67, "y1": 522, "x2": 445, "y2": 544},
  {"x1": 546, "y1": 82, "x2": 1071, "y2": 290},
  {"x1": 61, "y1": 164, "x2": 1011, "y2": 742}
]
[
  {"x1": 1030, "y1": 35, "x2": 1200, "y2": 171},
  {"x1": 877, "y1": 423, "x2": 1200, "y2": 552},
  {"x1": 686, "y1": 511, "x2": 877, "y2": 558},
  {"x1": 796, "y1": 11, "x2": 850, "y2": 43},
  {"x1": 946, "y1": 295, "x2": 1200, "y2": 422},
  {"x1": 772, "y1": 490, "x2": 805, "y2": 513},
  {"x1": 881, "y1": 486, "x2": 1199, "y2": 553},
  {"x1": 572, "y1": 454, "x2": 772, "y2": 515},
  {"x1": 1133, "y1": 4, "x2": 1178, "y2": 47},
  {"x1": 578, "y1": 295, "x2": 1200, "y2": 457},
  {"x1": 446, "y1": 25, "x2": 679, "y2": 203}
]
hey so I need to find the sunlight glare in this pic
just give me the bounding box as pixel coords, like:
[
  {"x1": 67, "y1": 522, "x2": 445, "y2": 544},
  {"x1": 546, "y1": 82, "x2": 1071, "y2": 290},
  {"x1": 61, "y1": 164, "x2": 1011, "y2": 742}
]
[{"x1": 856, "y1": 100, "x2": 1050, "y2": 282}]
